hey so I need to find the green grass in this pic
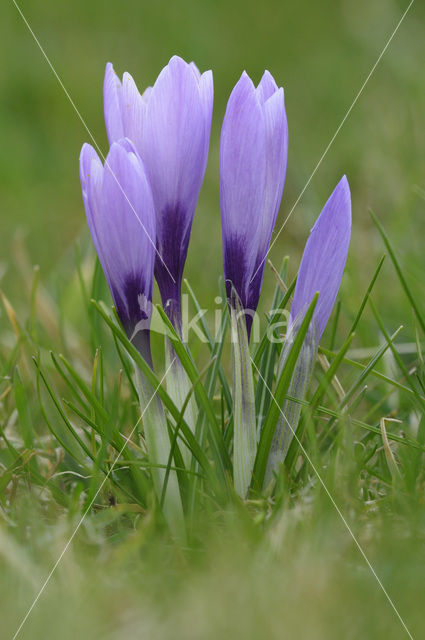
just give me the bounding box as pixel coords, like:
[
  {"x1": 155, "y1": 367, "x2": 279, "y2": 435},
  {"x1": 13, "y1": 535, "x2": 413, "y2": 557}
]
[
  {"x1": 1, "y1": 0, "x2": 425, "y2": 637},
  {"x1": 2, "y1": 211, "x2": 425, "y2": 637}
]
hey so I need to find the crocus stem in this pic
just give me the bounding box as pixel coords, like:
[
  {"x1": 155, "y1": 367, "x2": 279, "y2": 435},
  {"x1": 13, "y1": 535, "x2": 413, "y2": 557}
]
[
  {"x1": 134, "y1": 366, "x2": 185, "y2": 542},
  {"x1": 164, "y1": 338, "x2": 198, "y2": 467},
  {"x1": 265, "y1": 331, "x2": 316, "y2": 486},
  {"x1": 230, "y1": 300, "x2": 257, "y2": 498}
]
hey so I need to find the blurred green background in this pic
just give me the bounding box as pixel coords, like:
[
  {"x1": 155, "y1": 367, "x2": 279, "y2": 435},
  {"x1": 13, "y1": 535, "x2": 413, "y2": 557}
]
[{"x1": 1, "y1": 0, "x2": 424, "y2": 335}]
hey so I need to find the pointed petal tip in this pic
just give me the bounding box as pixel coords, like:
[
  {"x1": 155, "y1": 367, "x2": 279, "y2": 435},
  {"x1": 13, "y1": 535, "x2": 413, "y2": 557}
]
[
  {"x1": 256, "y1": 69, "x2": 280, "y2": 103},
  {"x1": 114, "y1": 137, "x2": 138, "y2": 155},
  {"x1": 315, "y1": 176, "x2": 351, "y2": 232},
  {"x1": 104, "y1": 62, "x2": 118, "y2": 81},
  {"x1": 232, "y1": 71, "x2": 256, "y2": 97},
  {"x1": 79, "y1": 143, "x2": 99, "y2": 174},
  {"x1": 189, "y1": 61, "x2": 201, "y2": 78},
  {"x1": 259, "y1": 69, "x2": 277, "y2": 88},
  {"x1": 155, "y1": 54, "x2": 199, "y2": 91},
  {"x1": 167, "y1": 54, "x2": 190, "y2": 71},
  {"x1": 190, "y1": 61, "x2": 213, "y2": 84},
  {"x1": 334, "y1": 175, "x2": 352, "y2": 218},
  {"x1": 263, "y1": 85, "x2": 286, "y2": 110},
  {"x1": 108, "y1": 138, "x2": 137, "y2": 159},
  {"x1": 262, "y1": 69, "x2": 273, "y2": 80},
  {"x1": 106, "y1": 140, "x2": 127, "y2": 165},
  {"x1": 290, "y1": 177, "x2": 352, "y2": 341},
  {"x1": 122, "y1": 70, "x2": 135, "y2": 85},
  {"x1": 80, "y1": 141, "x2": 93, "y2": 157},
  {"x1": 201, "y1": 68, "x2": 213, "y2": 82},
  {"x1": 107, "y1": 139, "x2": 147, "y2": 183},
  {"x1": 339, "y1": 174, "x2": 349, "y2": 190},
  {"x1": 169, "y1": 53, "x2": 186, "y2": 63}
]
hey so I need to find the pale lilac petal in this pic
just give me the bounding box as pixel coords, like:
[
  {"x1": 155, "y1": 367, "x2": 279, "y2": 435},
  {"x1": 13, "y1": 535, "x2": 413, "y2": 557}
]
[
  {"x1": 103, "y1": 63, "x2": 124, "y2": 145},
  {"x1": 121, "y1": 72, "x2": 145, "y2": 153},
  {"x1": 220, "y1": 72, "x2": 267, "y2": 309},
  {"x1": 256, "y1": 70, "x2": 278, "y2": 103},
  {"x1": 80, "y1": 141, "x2": 99, "y2": 180},
  {"x1": 220, "y1": 73, "x2": 266, "y2": 239},
  {"x1": 100, "y1": 141, "x2": 155, "y2": 288},
  {"x1": 79, "y1": 144, "x2": 105, "y2": 268},
  {"x1": 141, "y1": 86, "x2": 153, "y2": 103},
  {"x1": 104, "y1": 64, "x2": 146, "y2": 155},
  {"x1": 101, "y1": 56, "x2": 213, "y2": 327},
  {"x1": 141, "y1": 55, "x2": 213, "y2": 317},
  {"x1": 79, "y1": 139, "x2": 156, "y2": 337},
  {"x1": 198, "y1": 69, "x2": 214, "y2": 167},
  {"x1": 246, "y1": 86, "x2": 288, "y2": 316},
  {"x1": 220, "y1": 70, "x2": 288, "y2": 333},
  {"x1": 258, "y1": 87, "x2": 288, "y2": 258},
  {"x1": 290, "y1": 176, "x2": 352, "y2": 340},
  {"x1": 189, "y1": 61, "x2": 201, "y2": 79},
  {"x1": 142, "y1": 56, "x2": 205, "y2": 218}
]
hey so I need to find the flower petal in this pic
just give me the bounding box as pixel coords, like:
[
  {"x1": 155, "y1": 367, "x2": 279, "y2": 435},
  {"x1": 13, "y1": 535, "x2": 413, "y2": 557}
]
[
  {"x1": 80, "y1": 139, "x2": 156, "y2": 335},
  {"x1": 257, "y1": 86, "x2": 288, "y2": 263},
  {"x1": 189, "y1": 61, "x2": 201, "y2": 79},
  {"x1": 79, "y1": 143, "x2": 105, "y2": 269},
  {"x1": 101, "y1": 140, "x2": 155, "y2": 286},
  {"x1": 142, "y1": 56, "x2": 208, "y2": 219},
  {"x1": 198, "y1": 69, "x2": 214, "y2": 167},
  {"x1": 220, "y1": 72, "x2": 267, "y2": 307},
  {"x1": 256, "y1": 69, "x2": 278, "y2": 103},
  {"x1": 290, "y1": 176, "x2": 352, "y2": 340},
  {"x1": 121, "y1": 71, "x2": 145, "y2": 153},
  {"x1": 103, "y1": 63, "x2": 124, "y2": 145},
  {"x1": 141, "y1": 55, "x2": 213, "y2": 314}
]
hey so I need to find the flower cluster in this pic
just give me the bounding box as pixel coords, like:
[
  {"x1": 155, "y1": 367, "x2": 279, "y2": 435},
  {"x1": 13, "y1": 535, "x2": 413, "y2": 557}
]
[
  {"x1": 80, "y1": 55, "x2": 350, "y2": 353},
  {"x1": 81, "y1": 56, "x2": 212, "y2": 337},
  {"x1": 79, "y1": 55, "x2": 351, "y2": 502}
]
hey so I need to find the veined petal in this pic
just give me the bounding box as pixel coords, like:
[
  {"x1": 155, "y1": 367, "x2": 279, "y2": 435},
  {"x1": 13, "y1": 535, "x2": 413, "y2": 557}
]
[
  {"x1": 220, "y1": 72, "x2": 267, "y2": 307},
  {"x1": 141, "y1": 86, "x2": 153, "y2": 103},
  {"x1": 141, "y1": 55, "x2": 213, "y2": 316},
  {"x1": 189, "y1": 61, "x2": 201, "y2": 79},
  {"x1": 290, "y1": 176, "x2": 351, "y2": 340},
  {"x1": 142, "y1": 56, "x2": 207, "y2": 218},
  {"x1": 102, "y1": 57, "x2": 213, "y2": 327},
  {"x1": 220, "y1": 70, "x2": 288, "y2": 329},
  {"x1": 246, "y1": 87, "x2": 288, "y2": 315},
  {"x1": 104, "y1": 64, "x2": 146, "y2": 155},
  {"x1": 257, "y1": 87, "x2": 288, "y2": 261},
  {"x1": 103, "y1": 63, "x2": 124, "y2": 145},
  {"x1": 79, "y1": 143, "x2": 106, "y2": 270},
  {"x1": 198, "y1": 69, "x2": 214, "y2": 167},
  {"x1": 121, "y1": 72, "x2": 145, "y2": 152},
  {"x1": 101, "y1": 141, "x2": 155, "y2": 290},
  {"x1": 80, "y1": 139, "x2": 156, "y2": 337},
  {"x1": 256, "y1": 69, "x2": 278, "y2": 103}
]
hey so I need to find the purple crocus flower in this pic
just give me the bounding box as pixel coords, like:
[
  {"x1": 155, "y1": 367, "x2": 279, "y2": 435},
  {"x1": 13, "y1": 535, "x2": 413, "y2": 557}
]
[
  {"x1": 79, "y1": 139, "x2": 156, "y2": 362},
  {"x1": 289, "y1": 175, "x2": 352, "y2": 341},
  {"x1": 266, "y1": 176, "x2": 351, "y2": 483},
  {"x1": 220, "y1": 70, "x2": 288, "y2": 337},
  {"x1": 104, "y1": 56, "x2": 213, "y2": 328}
]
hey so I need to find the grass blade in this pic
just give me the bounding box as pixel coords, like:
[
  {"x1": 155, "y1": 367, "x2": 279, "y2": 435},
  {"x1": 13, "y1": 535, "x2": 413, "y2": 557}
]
[{"x1": 252, "y1": 293, "x2": 319, "y2": 490}]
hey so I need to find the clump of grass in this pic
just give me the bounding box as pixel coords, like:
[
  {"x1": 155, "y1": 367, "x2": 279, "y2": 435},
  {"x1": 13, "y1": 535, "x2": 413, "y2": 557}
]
[{"x1": 1, "y1": 213, "x2": 425, "y2": 638}]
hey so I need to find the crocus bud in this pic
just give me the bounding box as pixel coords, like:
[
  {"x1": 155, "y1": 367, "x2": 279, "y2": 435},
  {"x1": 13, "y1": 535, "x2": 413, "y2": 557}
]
[
  {"x1": 79, "y1": 139, "x2": 156, "y2": 362},
  {"x1": 290, "y1": 175, "x2": 352, "y2": 341},
  {"x1": 266, "y1": 176, "x2": 352, "y2": 482},
  {"x1": 220, "y1": 70, "x2": 288, "y2": 337},
  {"x1": 103, "y1": 56, "x2": 213, "y2": 328}
]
